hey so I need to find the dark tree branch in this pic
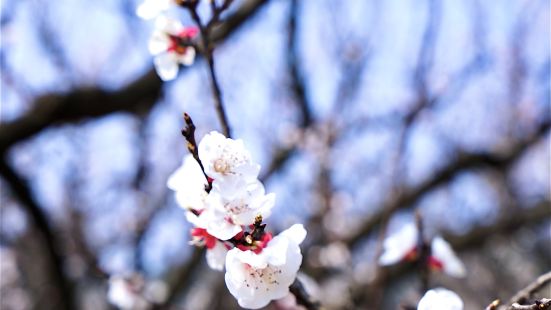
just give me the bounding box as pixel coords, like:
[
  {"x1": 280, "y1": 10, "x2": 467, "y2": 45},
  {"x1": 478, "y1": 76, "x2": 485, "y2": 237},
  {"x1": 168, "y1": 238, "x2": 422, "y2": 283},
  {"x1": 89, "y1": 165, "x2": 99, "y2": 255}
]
[
  {"x1": 0, "y1": 157, "x2": 74, "y2": 310},
  {"x1": 0, "y1": 0, "x2": 271, "y2": 155},
  {"x1": 290, "y1": 279, "x2": 321, "y2": 310}
]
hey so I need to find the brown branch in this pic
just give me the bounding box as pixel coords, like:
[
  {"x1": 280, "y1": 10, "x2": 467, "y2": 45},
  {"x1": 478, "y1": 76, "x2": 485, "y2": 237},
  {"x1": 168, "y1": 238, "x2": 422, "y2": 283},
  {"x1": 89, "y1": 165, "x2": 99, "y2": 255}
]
[
  {"x1": 345, "y1": 119, "x2": 550, "y2": 249},
  {"x1": 290, "y1": 279, "x2": 321, "y2": 310},
  {"x1": 155, "y1": 248, "x2": 205, "y2": 309},
  {"x1": 0, "y1": 157, "x2": 74, "y2": 310},
  {"x1": 0, "y1": 0, "x2": 270, "y2": 155},
  {"x1": 504, "y1": 272, "x2": 551, "y2": 309},
  {"x1": 510, "y1": 299, "x2": 551, "y2": 310},
  {"x1": 188, "y1": 3, "x2": 232, "y2": 138}
]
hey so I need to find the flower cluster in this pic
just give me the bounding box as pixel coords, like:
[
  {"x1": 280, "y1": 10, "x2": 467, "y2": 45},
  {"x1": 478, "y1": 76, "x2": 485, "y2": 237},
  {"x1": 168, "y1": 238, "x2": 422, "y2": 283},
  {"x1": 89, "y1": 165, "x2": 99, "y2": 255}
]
[
  {"x1": 379, "y1": 222, "x2": 466, "y2": 278},
  {"x1": 168, "y1": 131, "x2": 307, "y2": 309},
  {"x1": 137, "y1": 0, "x2": 198, "y2": 81}
]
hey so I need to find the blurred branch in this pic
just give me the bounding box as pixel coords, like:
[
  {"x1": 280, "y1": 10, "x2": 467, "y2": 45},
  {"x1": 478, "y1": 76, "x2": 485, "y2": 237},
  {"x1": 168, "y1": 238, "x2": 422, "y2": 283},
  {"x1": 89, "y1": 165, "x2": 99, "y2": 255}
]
[
  {"x1": 502, "y1": 271, "x2": 551, "y2": 310},
  {"x1": 290, "y1": 279, "x2": 321, "y2": 310},
  {"x1": 155, "y1": 248, "x2": 205, "y2": 309},
  {"x1": 188, "y1": 2, "x2": 232, "y2": 138},
  {"x1": 287, "y1": 0, "x2": 312, "y2": 127},
  {"x1": 0, "y1": 0, "x2": 271, "y2": 155},
  {"x1": 510, "y1": 300, "x2": 551, "y2": 310},
  {"x1": 442, "y1": 201, "x2": 551, "y2": 250},
  {"x1": 0, "y1": 157, "x2": 74, "y2": 310},
  {"x1": 259, "y1": 0, "x2": 313, "y2": 182},
  {"x1": 346, "y1": 119, "x2": 550, "y2": 249}
]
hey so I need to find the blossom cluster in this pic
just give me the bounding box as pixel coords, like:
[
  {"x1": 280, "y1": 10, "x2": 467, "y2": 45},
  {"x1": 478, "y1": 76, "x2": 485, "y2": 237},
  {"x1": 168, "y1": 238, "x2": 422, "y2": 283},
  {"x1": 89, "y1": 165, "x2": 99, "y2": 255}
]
[
  {"x1": 380, "y1": 222, "x2": 466, "y2": 309},
  {"x1": 379, "y1": 222, "x2": 466, "y2": 278},
  {"x1": 137, "y1": 0, "x2": 198, "y2": 81},
  {"x1": 168, "y1": 131, "x2": 307, "y2": 309}
]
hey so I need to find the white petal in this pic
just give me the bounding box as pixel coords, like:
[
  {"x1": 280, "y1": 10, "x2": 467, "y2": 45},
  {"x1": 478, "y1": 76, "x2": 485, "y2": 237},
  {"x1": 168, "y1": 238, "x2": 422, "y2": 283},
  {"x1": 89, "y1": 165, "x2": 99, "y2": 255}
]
[
  {"x1": 431, "y1": 237, "x2": 466, "y2": 278},
  {"x1": 379, "y1": 222, "x2": 418, "y2": 266},
  {"x1": 279, "y1": 224, "x2": 307, "y2": 246},
  {"x1": 234, "y1": 249, "x2": 269, "y2": 269},
  {"x1": 155, "y1": 14, "x2": 183, "y2": 35},
  {"x1": 207, "y1": 242, "x2": 228, "y2": 271},
  {"x1": 136, "y1": 1, "x2": 159, "y2": 20},
  {"x1": 265, "y1": 236, "x2": 289, "y2": 266},
  {"x1": 137, "y1": 0, "x2": 171, "y2": 20},
  {"x1": 418, "y1": 288, "x2": 463, "y2": 310},
  {"x1": 177, "y1": 48, "x2": 196, "y2": 66},
  {"x1": 204, "y1": 214, "x2": 242, "y2": 240},
  {"x1": 148, "y1": 30, "x2": 170, "y2": 55},
  {"x1": 154, "y1": 53, "x2": 179, "y2": 81}
]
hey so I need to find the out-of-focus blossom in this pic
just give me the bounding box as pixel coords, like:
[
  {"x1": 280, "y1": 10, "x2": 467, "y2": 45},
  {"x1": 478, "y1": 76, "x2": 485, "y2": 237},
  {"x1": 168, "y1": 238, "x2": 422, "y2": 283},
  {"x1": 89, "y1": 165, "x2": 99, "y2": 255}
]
[
  {"x1": 417, "y1": 288, "x2": 463, "y2": 310},
  {"x1": 378, "y1": 223, "x2": 466, "y2": 278},
  {"x1": 149, "y1": 16, "x2": 197, "y2": 81},
  {"x1": 108, "y1": 275, "x2": 168, "y2": 309},
  {"x1": 379, "y1": 223, "x2": 418, "y2": 265},
  {"x1": 107, "y1": 275, "x2": 150, "y2": 310},
  {"x1": 198, "y1": 131, "x2": 260, "y2": 185},
  {"x1": 167, "y1": 154, "x2": 208, "y2": 212},
  {"x1": 224, "y1": 224, "x2": 306, "y2": 309},
  {"x1": 200, "y1": 180, "x2": 275, "y2": 240},
  {"x1": 136, "y1": 0, "x2": 173, "y2": 20},
  {"x1": 430, "y1": 237, "x2": 466, "y2": 277}
]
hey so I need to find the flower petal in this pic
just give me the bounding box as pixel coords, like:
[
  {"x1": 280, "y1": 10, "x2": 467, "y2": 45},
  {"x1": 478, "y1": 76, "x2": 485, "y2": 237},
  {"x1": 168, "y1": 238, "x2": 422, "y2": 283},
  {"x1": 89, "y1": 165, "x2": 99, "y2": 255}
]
[{"x1": 154, "y1": 53, "x2": 179, "y2": 81}]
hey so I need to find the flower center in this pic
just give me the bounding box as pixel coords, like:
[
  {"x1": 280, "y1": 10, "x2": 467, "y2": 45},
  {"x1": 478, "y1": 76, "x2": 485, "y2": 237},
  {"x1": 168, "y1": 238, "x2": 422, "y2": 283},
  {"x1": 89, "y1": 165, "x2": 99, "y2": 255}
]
[
  {"x1": 242, "y1": 265, "x2": 284, "y2": 291},
  {"x1": 214, "y1": 158, "x2": 230, "y2": 174}
]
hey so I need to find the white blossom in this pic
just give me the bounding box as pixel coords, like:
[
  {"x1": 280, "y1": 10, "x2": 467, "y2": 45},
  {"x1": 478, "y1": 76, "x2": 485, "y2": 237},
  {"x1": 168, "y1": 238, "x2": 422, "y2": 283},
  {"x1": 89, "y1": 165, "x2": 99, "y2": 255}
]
[
  {"x1": 167, "y1": 154, "x2": 208, "y2": 212},
  {"x1": 379, "y1": 223, "x2": 418, "y2": 266},
  {"x1": 417, "y1": 288, "x2": 463, "y2": 310},
  {"x1": 107, "y1": 276, "x2": 150, "y2": 310},
  {"x1": 200, "y1": 180, "x2": 275, "y2": 240},
  {"x1": 224, "y1": 224, "x2": 306, "y2": 309},
  {"x1": 431, "y1": 237, "x2": 466, "y2": 278},
  {"x1": 149, "y1": 15, "x2": 197, "y2": 81},
  {"x1": 198, "y1": 131, "x2": 260, "y2": 185},
  {"x1": 378, "y1": 223, "x2": 466, "y2": 278},
  {"x1": 136, "y1": 0, "x2": 172, "y2": 20}
]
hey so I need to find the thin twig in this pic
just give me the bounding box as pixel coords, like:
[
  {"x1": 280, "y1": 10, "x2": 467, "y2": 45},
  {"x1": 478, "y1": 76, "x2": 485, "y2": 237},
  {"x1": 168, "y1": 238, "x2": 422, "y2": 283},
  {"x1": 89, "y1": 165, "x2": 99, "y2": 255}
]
[
  {"x1": 506, "y1": 272, "x2": 551, "y2": 308},
  {"x1": 181, "y1": 113, "x2": 213, "y2": 192},
  {"x1": 415, "y1": 211, "x2": 431, "y2": 294},
  {"x1": 188, "y1": 4, "x2": 232, "y2": 138}
]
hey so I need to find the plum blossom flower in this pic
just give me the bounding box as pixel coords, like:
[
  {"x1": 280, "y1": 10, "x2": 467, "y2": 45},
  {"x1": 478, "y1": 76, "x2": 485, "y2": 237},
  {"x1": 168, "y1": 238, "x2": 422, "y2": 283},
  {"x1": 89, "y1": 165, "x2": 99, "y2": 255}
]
[
  {"x1": 225, "y1": 224, "x2": 307, "y2": 309},
  {"x1": 136, "y1": 0, "x2": 172, "y2": 20},
  {"x1": 167, "y1": 154, "x2": 208, "y2": 213},
  {"x1": 200, "y1": 180, "x2": 275, "y2": 240},
  {"x1": 378, "y1": 223, "x2": 466, "y2": 278},
  {"x1": 417, "y1": 288, "x2": 463, "y2": 310},
  {"x1": 198, "y1": 131, "x2": 260, "y2": 185},
  {"x1": 149, "y1": 15, "x2": 198, "y2": 81}
]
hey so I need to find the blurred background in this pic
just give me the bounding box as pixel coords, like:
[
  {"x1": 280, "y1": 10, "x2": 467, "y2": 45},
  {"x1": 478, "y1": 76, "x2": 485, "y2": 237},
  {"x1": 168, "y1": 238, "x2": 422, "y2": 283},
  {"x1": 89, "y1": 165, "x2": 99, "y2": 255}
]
[{"x1": 0, "y1": 0, "x2": 549, "y2": 309}]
